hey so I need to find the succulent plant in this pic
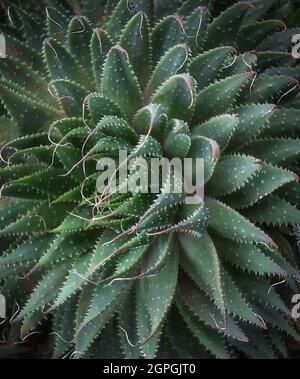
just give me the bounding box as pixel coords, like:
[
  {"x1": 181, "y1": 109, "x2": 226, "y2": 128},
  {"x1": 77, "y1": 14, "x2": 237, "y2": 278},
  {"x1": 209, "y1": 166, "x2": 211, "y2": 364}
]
[{"x1": 0, "y1": 0, "x2": 300, "y2": 359}]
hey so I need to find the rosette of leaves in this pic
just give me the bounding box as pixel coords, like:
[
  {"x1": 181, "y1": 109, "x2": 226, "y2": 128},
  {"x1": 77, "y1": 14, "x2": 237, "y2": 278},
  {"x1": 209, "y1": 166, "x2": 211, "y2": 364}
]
[{"x1": 0, "y1": 0, "x2": 300, "y2": 359}]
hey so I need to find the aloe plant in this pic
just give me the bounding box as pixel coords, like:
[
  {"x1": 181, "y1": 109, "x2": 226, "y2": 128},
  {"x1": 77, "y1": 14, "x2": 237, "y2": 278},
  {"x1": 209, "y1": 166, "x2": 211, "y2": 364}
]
[{"x1": 0, "y1": 0, "x2": 300, "y2": 359}]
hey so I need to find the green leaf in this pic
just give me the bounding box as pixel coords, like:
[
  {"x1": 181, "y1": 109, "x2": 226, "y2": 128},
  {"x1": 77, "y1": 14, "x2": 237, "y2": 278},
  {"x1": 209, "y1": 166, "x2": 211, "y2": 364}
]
[
  {"x1": 151, "y1": 74, "x2": 195, "y2": 121},
  {"x1": 243, "y1": 0, "x2": 278, "y2": 24},
  {"x1": 68, "y1": 16, "x2": 94, "y2": 81},
  {"x1": 264, "y1": 232, "x2": 300, "y2": 281},
  {"x1": 97, "y1": 115, "x2": 138, "y2": 145},
  {"x1": 176, "y1": 299, "x2": 230, "y2": 359},
  {"x1": 51, "y1": 253, "x2": 94, "y2": 310},
  {"x1": 221, "y1": 269, "x2": 266, "y2": 327},
  {"x1": 50, "y1": 79, "x2": 88, "y2": 118},
  {"x1": 102, "y1": 45, "x2": 142, "y2": 118},
  {"x1": 251, "y1": 304, "x2": 299, "y2": 343},
  {"x1": 106, "y1": 0, "x2": 134, "y2": 42},
  {"x1": 118, "y1": 288, "x2": 140, "y2": 359},
  {"x1": 2, "y1": 32, "x2": 43, "y2": 71},
  {"x1": 243, "y1": 195, "x2": 300, "y2": 226},
  {"x1": 184, "y1": 5, "x2": 211, "y2": 53},
  {"x1": 53, "y1": 207, "x2": 92, "y2": 233},
  {"x1": 84, "y1": 319, "x2": 123, "y2": 359},
  {"x1": 0, "y1": 235, "x2": 53, "y2": 279},
  {"x1": 257, "y1": 28, "x2": 300, "y2": 52},
  {"x1": 225, "y1": 163, "x2": 297, "y2": 209},
  {"x1": 75, "y1": 302, "x2": 117, "y2": 355},
  {"x1": 242, "y1": 74, "x2": 298, "y2": 104},
  {"x1": 264, "y1": 67, "x2": 300, "y2": 83},
  {"x1": 242, "y1": 138, "x2": 300, "y2": 165},
  {"x1": 0, "y1": 163, "x2": 46, "y2": 183},
  {"x1": 213, "y1": 236, "x2": 285, "y2": 276},
  {"x1": 204, "y1": 2, "x2": 255, "y2": 49},
  {"x1": 81, "y1": 0, "x2": 107, "y2": 24},
  {"x1": 179, "y1": 277, "x2": 248, "y2": 342},
  {"x1": 87, "y1": 232, "x2": 131, "y2": 277},
  {"x1": 178, "y1": 0, "x2": 210, "y2": 16},
  {"x1": 221, "y1": 52, "x2": 257, "y2": 77},
  {"x1": 263, "y1": 108, "x2": 300, "y2": 138},
  {"x1": 37, "y1": 231, "x2": 94, "y2": 268},
  {"x1": 146, "y1": 44, "x2": 189, "y2": 99},
  {"x1": 139, "y1": 247, "x2": 178, "y2": 337},
  {"x1": 207, "y1": 155, "x2": 262, "y2": 197},
  {"x1": 3, "y1": 132, "x2": 48, "y2": 151},
  {"x1": 233, "y1": 272, "x2": 290, "y2": 316},
  {"x1": 206, "y1": 198, "x2": 276, "y2": 247},
  {"x1": 120, "y1": 12, "x2": 151, "y2": 89},
  {"x1": 132, "y1": 0, "x2": 153, "y2": 17},
  {"x1": 75, "y1": 283, "x2": 94, "y2": 330},
  {"x1": 113, "y1": 243, "x2": 148, "y2": 279},
  {"x1": 133, "y1": 103, "x2": 168, "y2": 140},
  {"x1": 10, "y1": 8, "x2": 44, "y2": 50},
  {"x1": 179, "y1": 232, "x2": 225, "y2": 315},
  {"x1": 57, "y1": 145, "x2": 90, "y2": 182},
  {"x1": 0, "y1": 203, "x2": 72, "y2": 236},
  {"x1": 47, "y1": 0, "x2": 73, "y2": 15},
  {"x1": 237, "y1": 20, "x2": 286, "y2": 51},
  {"x1": 163, "y1": 119, "x2": 191, "y2": 159},
  {"x1": 153, "y1": 0, "x2": 182, "y2": 19},
  {"x1": 79, "y1": 280, "x2": 129, "y2": 330},
  {"x1": 189, "y1": 46, "x2": 234, "y2": 91},
  {"x1": 16, "y1": 261, "x2": 72, "y2": 320},
  {"x1": 91, "y1": 29, "x2": 113, "y2": 91},
  {"x1": 228, "y1": 104, "x2": 276, "y2": 149},
  {"x1": 151, "y1": 15, "x2": 186, "y2": 65},
  {"x1": 44, "y1": 38, "x2": 90, "y2": 89},
  {"x1": 276, "y1": 182, "x2": 300, "y2": 208},
  {"x1": 166, "y1": 306, "x2": 211, "y2": 359},
  {"x1": 0, "y1": 83, "x2": 59, "y2": 134},
  {"x1": 256, "y1": 51, "x2": 294, "y2": 72},
  {"x1": 53, "y1": 295, "x2": 78, "y2": 359},
  {"x1": 188, "y1": 136, "x2": 220, "y2": 183},
  {"x1": 193, "y1": 73, "x2": 254, "y2": 124},
  {"x1": 46, "y1": 6, "x2": 69, "y2": 45},
  {"x1": 87, "y1": 93, "x2": 124, "y2": 126},
  {"x1": 133, "y1": 167, "x2": 185, "y2": 232},
  {"x1": 12, "y1": 167, "x2": 78, "y2": 197},
  {"x1": 138, "y1": 234, "x2": 174, "y2": 278},
  {"x1": 192, "y1": 114, "x2": 238, "y2": 151},
  {"x1": 0, "y1": 58, "x2": 55, "y2": 107},
  {"x1": 136, "y1": 283, "x2": 162, "y2": 359}
]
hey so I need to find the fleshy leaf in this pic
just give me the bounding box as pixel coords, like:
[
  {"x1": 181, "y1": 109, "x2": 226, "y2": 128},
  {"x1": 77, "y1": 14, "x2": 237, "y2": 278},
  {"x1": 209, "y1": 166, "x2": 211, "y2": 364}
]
[
  {"x1": 68, "y1": 16, "x2": 93, "y2": 81},
  {"x1": 204, "y1": 2, "x2": 255, "y2": 48},
  {"x1": 151, "y1": 15, "x2": 186, "y2": 65},
  {"x1": 192, "y1": 114, "x2": 238, "y2": 151},
  {"x1": 243, "y1": 195, "x2": 300, "y2": 226},
  {"x1": 179, "y1": 232, "x2": 225, "y2": 315},
  {"x1": 139, "y1": 247, "x2": 178, "y2": 337},
  {"x1": 189, "y1": 46, "x2": 234, "y2": 91},
  {"x1": 207, "y1": 155, "x2": 262, "y2": 197},
  {"x1": 188, "y1": 136, "x2": 220, "y2": 183},
  {"x1": 152, "y1": 74, "x2": 195, "y2": 121},
  {"x1": 91, "y1": 29, "x2": 113, "y2": 91},
  {"x1": 0, "y1": 83, "x2": 59, "y2": 134},
  {"x1": 242, "y1": 138, "x2": 300, "y2": 165},
  {"x1": 206, "y1": 198, "x2": 276, "y2": 247},
  {"x1": 225, "y1": 163, "x2": 297, "y2": 209},
  {"x1": 120, "y1": 12, "x2": 151, "y2": 88},
  {"x1": 193, "y1": 73, "x2": 254, "y2": 124},
  {"x1": 102, "y1": 45, "x2": 142, "y2": 118},
  {"x1": 146, "y1": 44, "x2": 190, "y2": 98}
]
